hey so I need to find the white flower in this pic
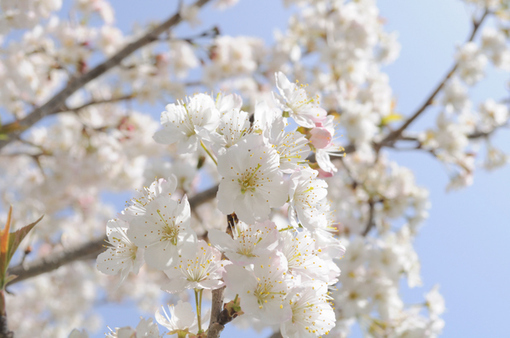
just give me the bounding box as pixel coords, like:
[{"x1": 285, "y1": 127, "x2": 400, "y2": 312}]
[
  {"x1": 278, "y1": 230, "x2": 332, "y2": 285},
  {"x1": 339, "y1": 101, "x2": 378, "y2": 147},
  {"x1": 274, "y1": 72, "x2": 327, "y2": 128},
  {"x1": 122, "y1": 177, "x2": 178, "y2": 220},
  {"x1": 425, "y1": 285, "x2": 445, "y2": 317},
  {"x1": 479, "y1": 99, "x2": 508, "y2": 128},
  {"x1": 216, "y1": 108, "x2": 251, "y2": 151},
  {"x1": 135, "y1": 318, "x2": 160, "y2": 338},
  {"x1": 162, "y1": 240, "x2": 227, "y2": 293},
  {"x1": 204, "y1": 36, "x2": 264, "y2": 82},
  {"x1": 442, "y1": 78, "x2": 470, "y2": 112},
  {"x1": 288, "y1": 168, "x2": 329, "y2": 229},
  {"x1": 280, "y1": 283, "x2": 336, "y2": 338},
  {"x1": 209, "y1": 220, "x2": 279, "y2": 264},
  {"x1": 455, "y1": 42, "x2": 487, "y2": 85},
  {"x1": 169, "y1": 40, "x2": 199, "y2": 78},
  {"x1": 96, "y1": 219, "x2": 144, "y2": 283},
  {"x1": 153, "y1": 93, "x2": 220, "y2": 154},
  {"x1": 262, "y1": 116, "x2": 310, "y2": 173},
  {"x1": 224, "y1": 256, "x2": 292, "y2": 324},
  {"x1": 127, "y1": 187, "x2": 196, "y2": 270},
  {"x1": 215, "y1": 92, "x2": 243, "y2": 116},
  {"x1": 155, "y1": 301, "x2": 199, "y2": 335},
  {"x1": 106, "y1": 317, "x2": 159, "y2": 338},
  {"x1": 216, "y1": 134, "x2": 288, "y2": 224}
]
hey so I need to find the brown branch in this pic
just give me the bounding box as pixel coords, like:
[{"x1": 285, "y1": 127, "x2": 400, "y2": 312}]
[
  {"x1": 207, "y1": 287, "x2": 226, "y2": 338},
  {"x1": 376, "y1": 10, "x2": 489, "y2": 150},
  {"x1": 0, "y1": 0, "x2": 213, "y2": 150},
  {"x1": 6, "y1": 183, "x2": 219, "y2": 286}
]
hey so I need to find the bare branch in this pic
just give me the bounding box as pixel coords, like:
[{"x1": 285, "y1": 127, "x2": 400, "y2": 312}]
[
  {"x1": 6, "y1": 183, "x2": 220, "y2": 285},
  {"x1": 0, "y1": 0, "x2": 213, "y2": 150},
  {"x1": 376, "y1": 10, "x2": 489, "y2": 150}
]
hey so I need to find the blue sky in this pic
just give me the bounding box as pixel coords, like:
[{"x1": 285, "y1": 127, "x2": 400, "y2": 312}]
[{"x1": 93, "y1": 0, "x2": 510, "y2": 336}]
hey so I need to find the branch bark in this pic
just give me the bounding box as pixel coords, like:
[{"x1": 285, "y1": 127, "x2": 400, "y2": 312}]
[
  {"x1": 376, "y1": 10, "x2": 489, "y2": 150},
  {"x1": 0, "y1": 0, "x2": 213, "y2": 150},
  {"x1": 6, "y1": 184, "x2": 219, "y2": 286},
  {"x1": 206, "y1": 287, "x2": 226, "y2": 338}
]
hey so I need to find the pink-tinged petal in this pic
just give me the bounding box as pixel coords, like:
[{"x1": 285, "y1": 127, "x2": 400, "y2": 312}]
[
  {"x1": 316, "y1": 149, "x2": 337, "y2": 174},
  {"x1": 309, "y1": 107, "x2": 328, "y2": 124},
  {"x1": 316, "y1": 168, "x2": 334, "y2": 179}
]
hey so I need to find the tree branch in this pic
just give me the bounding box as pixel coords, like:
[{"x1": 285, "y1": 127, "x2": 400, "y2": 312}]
[
  {"x1": 0, "y1": 0, "x2": 213, "y2": 150},
  {"x1": 6, "y1": 184, "x2": 219, "y2": 286},
  {"x1": 207, "y1": 287, "x2": 226, "y2": 338},
  {"x1": 376, "y1": 9, "x2": 489, "y2": 150}
]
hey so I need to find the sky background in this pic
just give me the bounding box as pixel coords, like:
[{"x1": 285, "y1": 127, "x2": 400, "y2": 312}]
[{"x1": 88, "y1": 0, "x2": 510, "y2": 336}]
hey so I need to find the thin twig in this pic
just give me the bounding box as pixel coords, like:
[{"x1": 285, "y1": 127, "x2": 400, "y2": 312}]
[
  {"x1": 376, "y1": 10, "x2": 489, "y2": 150},
  {"x1": 57, "y1": 93, "x2": 137, "y2": 114},
  {"x1": 361, "y1": 199, "x2": 376, "y2": 236}
]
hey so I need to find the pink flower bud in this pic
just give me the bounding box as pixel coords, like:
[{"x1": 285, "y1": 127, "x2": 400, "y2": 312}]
[{"x1": 310, "y1": 127, "x2": 332, "y2": 149}]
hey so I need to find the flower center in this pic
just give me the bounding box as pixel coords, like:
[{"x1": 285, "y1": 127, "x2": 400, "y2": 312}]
[
  {"x1": 157, "y1": 209, "x2": 179, "y2": 245},
  {"x1": 239, "y1": 163, "x2": 262, "y2": 194}
]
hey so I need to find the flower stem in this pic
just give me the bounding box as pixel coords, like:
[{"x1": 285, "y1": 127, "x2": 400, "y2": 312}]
[
  {"x1": 200, "y1": 140, "x2": 218, "y2": 166},
  {"x1": 195, "y1": 288, "x2": 203, "y2": 333}
]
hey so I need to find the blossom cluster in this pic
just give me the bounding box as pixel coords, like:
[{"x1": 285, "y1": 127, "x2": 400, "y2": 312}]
[{"x1": 95, "y1": 72, "x2": 346, "y2": 337}]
